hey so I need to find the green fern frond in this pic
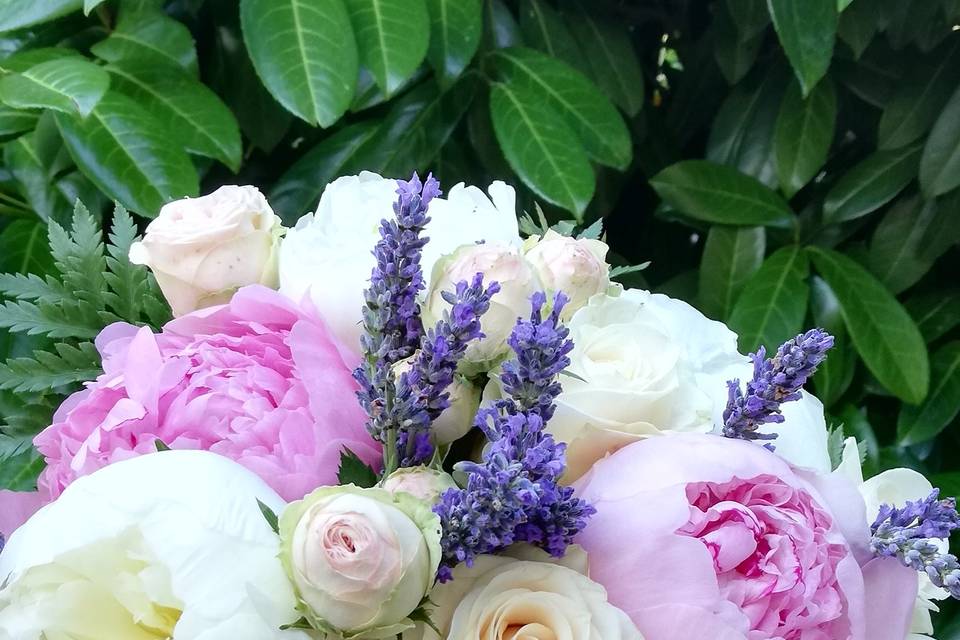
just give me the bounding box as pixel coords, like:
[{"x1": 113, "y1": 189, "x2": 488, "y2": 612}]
[
  {"x1": 0, "y1": 342, "x2": 102, "y2": 393},
  {"x1": 0, "y1": 299, "x2": 101, "y2": 339},
  {"x1": 49, "y1": 202, "x2": 107, "y2": 309},
  {"x1": 103, "y1": 205, "x2": 151, "y2": 321},
  {"x1": 0, "y1": 272, "x2": 68, "y2": 303}
]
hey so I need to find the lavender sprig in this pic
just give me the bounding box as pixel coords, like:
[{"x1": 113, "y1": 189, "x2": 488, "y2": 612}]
[
  {"x1": 392, "y1": 274, "x2": 500, "y2": 467},
  {"x1": 434, "y1": 292, "x2": 594, "y2": 581},
  {"x1": 871, "y1": 490, "x2": 960, "y2": 599},
  {"x1": 723, "y1": 328, "x2": 834, "y2": 442}
]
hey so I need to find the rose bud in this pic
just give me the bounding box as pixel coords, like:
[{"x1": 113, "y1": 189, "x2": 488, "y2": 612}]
[
  {"x1": 383, "y1": 467, "x2": 458, "y2": 504},
  {"x1": 524, "y1": 229, "x2": 611, "y2": 319}
]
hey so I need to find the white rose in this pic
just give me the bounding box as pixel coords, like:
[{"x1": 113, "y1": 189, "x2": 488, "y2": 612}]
[
  {"x1": 0, "y1": 451, "x2": 304, "y2": 640},
  {"x1": 524, "y1": 230, "x2": 610, "y2": 319},
  {"x1": 383, "y1": 467, "x2": 458, "y2": 503},
  {"x1": 411, "y1": 545, "x2": 641, "y2": 640},
  {"x1": 424, "y1": 243, "x2": 539, "y2": 371},
  {"x1": 394, "y1": 357, "x2": 481, "y2": 445},
  {"x1": 279, "y1": 485, "x2": 442, "y2": 637},
  {"x1": 279, "y1": 172, "x2": 521, "y2": 354},
  {"x1": 549, "y1": 288, "x2": 747, "y2": 481},
  {"x1": 129, "y1": 185, "x2": 282, "y2": 316},
  {"x1": 837, "y1": 438, "x2": 949, "y2": 639}
]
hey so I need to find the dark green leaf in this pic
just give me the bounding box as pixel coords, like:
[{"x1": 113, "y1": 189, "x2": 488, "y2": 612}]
[
  {"x1": 728, "y1": 245, "x2": 810, "y2": 352},
  {"x1": 774, "y1": 78, "x2": 836, "y2": 197},
  {"x1": 490, "y1": 47, "x2": 631, "y2": 170},
  {"x1": 269, "y1": 121, "x2": 380, "y2": 225},
  {"x1": 106, "y1": 59, "x2": 242, "y2": 171},
  {"x1": 90, "y1": 8, "x2": 198, "y2": 75},
  {"x1": 822, "y1": 142, "x2": 922, "y2": 224},
  {"x1": 0, "y1": 57, "x2": 108, "y2": 116},
  {"x1": 650, "y1": 160, "x2": 795, "y2": 227},
  {"x1": 563, "y1": 3, "x2": 644, "y2": 116},
  {"x1": 518, "y1": 0, "x2": 583, "y2": 71},
  {"x1": 489, "y1": 81, "x2": 594, "y2": 219},
  {"x1": 836, "y1": 403, "x2": 879, "y2": 475},
  {"x1": 837, "y1": 0, "x2": 876, "y2": 58},
  {"x1": 0, "y1": 447, "x2": 44, "y2": 491},
  {"x1": 241, "y1": 0, "x2": 358, "y2": 126},
  {"x1": 345, "y1": 0, "x2": 429, "y2": 96},
  {"x1": 426, "y1": 0, "x2": 481, "y2": 86},
  {"x1": 768, "y1": 0, "x2": 838, "y2": 95},
  {"x1": 724, "y1": 0, "x2": 770, "y2": 39},
  {"x1": 714, "y1": 3, "x2": 763, "y2": 85},
  {"x1": 0, "y1": 0, "x2": 80, "y2": 32},
  {"x1": 906, "y1": 290, "x2": 960, "y2": 344},
  {"x1": 54, "y1": 91, "x2": 199, "y2": 217},
  {"x1": 808, "y1": 246, "x2": 929, "y2": 404},
  {"x1": 337, "y1": 448, "x2": 378, "y2": 488},
  {"x1": 868, "y1": 196, "x2": 956, "y2": 294},
  {"x1": 897, "y1": 341, "x2": 960, "y2": 445},
  {"x1": 811, "y1": 276, "x2": 857, "y2": 407},
  {"x1": 0, "y1": 106, "x2": 38, "y2": 138},
  {"x1": 256, "y1": 498, "x2": 280, "y2": 534},
  {"x1": 919, "y1": 84, "x2": 960, "y2": 198},
  {"x1": 154, "y1": 438, "x2": 170, "y2": 451},
  {"x1": 698, "y1": 225, "x2": 766, "y2": 321},
  {"x1": 707, "y1": 66, "x2": 788, "y2": 188},
  {"x1": 4, "y1": 129, "x2": 72, "y2": 222},
  {"x1": 0, "y1": 47, "x2": 80, "y2": 73},
  {"x1": 878, "y1": 37, "x2": 960, "y2": 149},
  {"x1": 482, "y1": 0, "x2": 521, "y2": 50},
  {"x1": 0, "y1": 219, "x2": 54, "y2": 276}
]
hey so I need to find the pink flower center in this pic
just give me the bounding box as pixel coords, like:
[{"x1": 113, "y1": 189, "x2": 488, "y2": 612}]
[{"x1": 677, "y1": 475, "x2": 850, "y2": 639}]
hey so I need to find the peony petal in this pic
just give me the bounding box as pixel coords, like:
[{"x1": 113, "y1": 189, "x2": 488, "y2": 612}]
[
  {"x1": 0, "y1": 491, "x2": 46, "y2": 540},
  {"x1": 861, "y1": 557, "x2": 919, "y2": 640}
]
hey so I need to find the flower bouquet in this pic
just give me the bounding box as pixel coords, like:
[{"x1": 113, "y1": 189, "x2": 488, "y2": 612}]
[{"x1": 0, "y1": 172, "x2": 956, "y2": 640}]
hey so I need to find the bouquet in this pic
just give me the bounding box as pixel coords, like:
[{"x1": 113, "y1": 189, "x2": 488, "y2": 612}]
[{"x1": 0, "y1": 171, "x2": 956, "y2": 640}]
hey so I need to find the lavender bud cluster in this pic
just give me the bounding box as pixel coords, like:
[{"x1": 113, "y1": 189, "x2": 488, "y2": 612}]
[
  {"x1": 723, "y1": 328, "x2": 834, "y2": 443},
  {"x1": 433, "y1": 292, "x2": 594, "y2": 581},
  {"x1": 871, "y1": 489, "x2": 960, "y2": 599}
]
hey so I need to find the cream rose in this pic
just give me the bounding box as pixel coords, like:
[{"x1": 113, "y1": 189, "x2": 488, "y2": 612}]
[
  {"x1": 412, "y1": 546, "x2": 641, "y2": 640},
  {"x1": 129, "y1": 185, "x2": 282, "y2": 316},
  {"x1": 279, "y1": 485, "x2": 442, "y2": 638},
  {"x1": 424, "y1": 244, "x2": 539, "y2": 371},
  {"x1": 0, "y1": 451, "x2": 304, "y2": 640},
  {"x1": 279, "y1": 172, "x2": 521, "y2": 354},
  {"x1": 394, "y1": 357, "x2": 481, "y2": 445},
  {"x1": 383, "y1": 467, "x2": 458, "y2": 503},
  {"x1": 548, "y1": 288, "x2": 747, "y2": 481},
  {"x1": 524, "y1": 230, "x2": 610, "y2": 319}
]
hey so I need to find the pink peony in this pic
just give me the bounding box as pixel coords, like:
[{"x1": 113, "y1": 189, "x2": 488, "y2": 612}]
[
  {"x1": 34, "y1": 285, "x2": 381, "y2": 502},
  {"x1": 573, "y1": 434, "x2": 918, "y2": 640}
]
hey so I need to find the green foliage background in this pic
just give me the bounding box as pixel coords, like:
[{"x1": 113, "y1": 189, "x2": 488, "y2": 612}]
[{"x1": 0, "y1": 0, "x2": 959, "y2": 629}]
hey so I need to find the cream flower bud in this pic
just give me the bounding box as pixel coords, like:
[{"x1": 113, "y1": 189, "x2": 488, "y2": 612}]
[
  {"x1": 383, "y1": 467, "x2": 458, "y2": 503},
  {"x1": 129, "y1": 186, "x2": 283, "y2": 316},
  {"x1": 280, "y1": 485, "x2": 442, "y2": 638},
  {"x1": 424, "y1": 244, "x2": 539, "y2": 372},
  {"x1": 394, "y1": 356, "x2": 480, "y2": 445},
  {"x1": 524, "y1": 230, "x2": 611, "y2": 319}
]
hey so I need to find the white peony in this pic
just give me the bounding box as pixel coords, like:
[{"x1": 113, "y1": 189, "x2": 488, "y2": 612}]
[
  {"x1": 130, "y1": 185, "x2": 282, "y2": 316},
  {"x1": 0, "y1": 450, "x2": 305, "y2": 640},
  {"x1": 278, "y1": 172, "x2": 521, "y2": 354},
  {"x1": 837, "y1": 438, "x2": 949, "y2": 640},
  {"x1": 409, "y1": 545, "x2": 641, "y2": 640}
]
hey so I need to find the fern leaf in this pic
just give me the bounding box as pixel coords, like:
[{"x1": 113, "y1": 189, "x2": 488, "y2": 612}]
[
  {"x1": 0, "y1": 446, "x2": 44, "y2": 490},
  {"x1": 0, "y1": 299, "x2": 101, "y2": 339},
  {"x1": 49, "y1": 202, "x2": 107, "y2": 309},
  {"x1": 0, "y1": 342, "x2": 101, "y2": 393},
  {"x1": 104, "y1": 204, "x2": 149, "y2": 321},
  {"x1": 0, "y1": 272, "x2": 68, "y2": 302}
]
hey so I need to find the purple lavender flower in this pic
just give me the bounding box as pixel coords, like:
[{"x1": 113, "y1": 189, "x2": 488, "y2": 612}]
[
  {"x1": 871, "y1": 490, "x2": 960, "y2": 599},
  {"x1": 434, "y1": 292, "x2": 594, "y2": 580},
  {"x1": 723, "y1": 328, "x2": 834, "y2": 442}
]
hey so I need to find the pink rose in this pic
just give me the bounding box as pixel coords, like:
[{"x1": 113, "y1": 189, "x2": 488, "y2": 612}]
[
  {"x1": 573, "y1": 434, "x2": 918, "y2": 640},
  {"x1": 34, "y1": 285, "x2": 380, "y2": 501}
]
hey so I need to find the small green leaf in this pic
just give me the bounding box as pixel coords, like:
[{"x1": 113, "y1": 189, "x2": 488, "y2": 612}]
[
  {"x1": 0, "y1": 0, "x2": 81, "y2": 32},
  {"x1": 241, "y1": 0, "x2": 359, "y2": 126},
  {"x1": 728, "y1": 245, "x2": 810, "y2": 352},
  {"x1": 54, "y1": 91, "x2": 199, "y2": 217},
  {"x1": 154, "y1": 438, "x2": 171, "y2": 451},
  {"x1": 84, "y1": 0, "x2": 106, "y2": 14},
  {"x1": 767, "y1": 0, "x2": 838, "y2": 96},
  {"x1": 0, "y1": 447, "x2": 44, "y2": 491},
  {"x1": 808, "y1": 246, "x2": 929, "y2": 404},
  {"x1": 897, "y1": 342, "x2": 960, "y2": 445},
  {"x1": 698, "y1": 225, "x2": 766, "y2": 321},
  {"x1": 337, "y1": 448, "x2": 378, "y2": 488},
  {"x1": 0, "y1": 57, "x2": 109, "y2": 116},
  {"x1": 490, "y1": 47, "x2": 632, "y2": 170},
  {"x1": 256, "y1": 498, "x2": 280, "y2": 534},
  {"x1": 425, "y1": 0, "x2": 481, "y2": 86},
  {"x1": 650, "y1": 160, "x2": 795, "y2": 227},
  {"x1": 489, "y1": 81, "x2": 594, "y2": 219},
  {"x1": 345, "y1": 0, "x2": 429, "y2": 96},
  {"x1": 106, "y1": 59, "x2": 242, "y2": 172},
  {"x1": 919, "y1": 84, "x2": 960, "y2": 198},
  {"x1": 774, "y1": 77, "x2": 837, "y2": 197},
  {"x1": 822, "y1": 142, "x2": 922, "y2": 224},
  {"x1": 810, "y1": 276, "x2": 856, "y2": 407},
  {"x1": 563, "y1": 2, "x2": 644, "y2": 116},
  {"x1": 518, "y1": 0, "x2": 584, "y2": 72},
  {"x1": 906, "y1": 290, "x2": 960, "y2": 344},
  {"x1": 91, "y1": 8, "x2": 199, "y2": 75},
  {"x1": 878, "y1": 38, "x2": 960, "y2": 149}
]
